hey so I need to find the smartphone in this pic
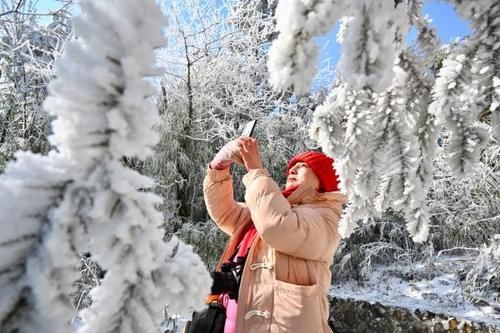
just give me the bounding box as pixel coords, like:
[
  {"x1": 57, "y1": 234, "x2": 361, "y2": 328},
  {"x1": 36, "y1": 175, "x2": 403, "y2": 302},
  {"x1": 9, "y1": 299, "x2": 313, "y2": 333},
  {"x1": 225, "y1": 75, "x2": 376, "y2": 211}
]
[{"x1": 241, "y1": 120, "x2": 257, "y2": 137}]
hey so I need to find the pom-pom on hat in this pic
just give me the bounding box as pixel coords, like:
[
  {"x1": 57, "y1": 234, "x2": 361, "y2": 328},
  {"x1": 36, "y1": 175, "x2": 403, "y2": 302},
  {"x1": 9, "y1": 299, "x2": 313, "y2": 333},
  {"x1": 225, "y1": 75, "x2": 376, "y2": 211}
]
[{"x1": 287, "y1": 151, "x2": 340, "y2": 192}]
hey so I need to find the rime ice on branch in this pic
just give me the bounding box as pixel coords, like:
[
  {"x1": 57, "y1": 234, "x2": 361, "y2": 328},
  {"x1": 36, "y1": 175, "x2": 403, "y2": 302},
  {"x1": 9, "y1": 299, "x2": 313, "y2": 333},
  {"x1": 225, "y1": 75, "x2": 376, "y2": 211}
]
[
  {"x1": 0, "y1": 0, "x2": 211, "y2": 332},
  {"x1": 0, "y1": 152, "x2": 78, "y2": 333},
  {"x1": 430, "y1": 0, "x2": 498, "y2": 175},
  {"x1": 57, "y1": 0, "x2": 211, "y2": 331},
  {"x1": 271, "y1": 0, "x2": 497, "y2": 243},
  {"x1": 338, "y1": 0, "x2": 409, "y2": 92},
  {"x1": 268, "y1": 0, "x2": 345, "y2": 95}
]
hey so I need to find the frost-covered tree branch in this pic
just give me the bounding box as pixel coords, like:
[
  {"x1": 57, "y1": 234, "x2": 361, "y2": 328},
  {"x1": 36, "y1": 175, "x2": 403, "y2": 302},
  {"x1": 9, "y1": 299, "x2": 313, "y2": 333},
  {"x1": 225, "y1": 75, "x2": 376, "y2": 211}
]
[
  {"x1": 271, "y1": 0, "x2": 498, "y2": 243},
  {"x1": 429, "y1": 44, "x2": 490, "y2": 176},
  {"x1": 268, "y1": 0, "x2": 345, "y2": 94},
  {"x1": 52, "y1": 1, "x2": 210, "y2": 331},
  {"x1": 430, "y1": 0, "x2": 498, "y2": 175},
  {"x1": 1, "y1": 0, "x2": 211, "y2": 332},
  {"x1": 0, "y1": 152, "x2": 78, "y2": 333},
  {"x1": 306, "y1": 1, "x2": 432, "y2": 242},
  {"x1": 0, "y1": 0, "x2": 24, "y2": 18},
  {"x1": 408, "y1": 0, "x2": 440, "y2": 58},
  {"x1": 338, "y1": 0, "x2": 409, "y2": 92},
  {"x1": 331, "y1": 50, "x2": 437, "y2": 242}
]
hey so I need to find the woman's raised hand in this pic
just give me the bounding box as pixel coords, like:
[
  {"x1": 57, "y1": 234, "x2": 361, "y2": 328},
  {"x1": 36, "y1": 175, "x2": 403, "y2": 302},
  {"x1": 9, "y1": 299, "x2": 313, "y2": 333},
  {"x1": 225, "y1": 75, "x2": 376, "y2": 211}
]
[
  {"x1": 238, "y1": 136, "x2": 264, "y2": 171},
  {"x1": 209, "y1": 139, "x2": 242, "y2": 170}
]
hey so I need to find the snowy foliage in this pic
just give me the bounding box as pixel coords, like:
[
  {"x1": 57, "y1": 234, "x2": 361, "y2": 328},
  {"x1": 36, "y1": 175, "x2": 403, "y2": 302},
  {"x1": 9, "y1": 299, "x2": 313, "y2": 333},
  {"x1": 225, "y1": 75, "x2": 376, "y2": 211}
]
[
  {"x1": 408, "y1": 1, "x2": 440, "y2": 57},
  {"x1": 430, "y1": 0, "x2": 499, "y2": 175},
  {"x1": 72, "y1": 254, "x2": 105, "y2": 312},
  {"x1": 0, "y1": 0, "x2": 72, "y2": 171},
  {"x1": 269, "y1": 0, "x2": 411, "y2": 94},
  {"x1": 429, "y1": 141, "x2": 500, "y2": 249},
  {"x1": 268, "y1": 0, "x2": 345, "y2": 94},
  {"x1": 310, "y1": 84, "x2": 349, "y2": 158},
  {"x1": 57, "y1": 0, "x2": 210, "y2": 331},
  {"x1": 0, "y1": 0, "x2": 211, "y2": 332},
  {"x1": 338, "y1": 0, "x2": 409, "y2": 92},
  {"x1": 0, "y1": 4, "x2": 75, "y2": 333},
  {"x1": 0, "y1": 152, "x2": 77, "y2": 333},
  {"x1": 313, "y1": 52, "x2": 437, "y2": 242},
  {"x1": 270, "y1": 0, "x2": 498, "y2": 243},
  {"x1": 175, "y1": 220, "x2": 228, "y2": 270},
  {"x1": 463, "y1": 235, "x2": 500, "y2": 308}
]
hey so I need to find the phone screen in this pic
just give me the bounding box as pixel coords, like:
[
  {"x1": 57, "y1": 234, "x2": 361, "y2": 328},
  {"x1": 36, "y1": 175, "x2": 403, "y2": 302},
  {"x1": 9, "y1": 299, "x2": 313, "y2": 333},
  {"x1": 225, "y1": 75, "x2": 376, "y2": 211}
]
[{"x1": 241, "y1": 120, "x2": 257, "y2": 137}]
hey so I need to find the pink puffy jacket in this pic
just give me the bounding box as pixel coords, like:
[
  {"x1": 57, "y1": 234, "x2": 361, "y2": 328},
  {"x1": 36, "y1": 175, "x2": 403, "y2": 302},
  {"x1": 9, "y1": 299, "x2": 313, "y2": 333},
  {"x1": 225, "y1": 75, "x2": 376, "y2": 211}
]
[{"x1": 203, "y1": 167, "x2": 347, "y2": 333}]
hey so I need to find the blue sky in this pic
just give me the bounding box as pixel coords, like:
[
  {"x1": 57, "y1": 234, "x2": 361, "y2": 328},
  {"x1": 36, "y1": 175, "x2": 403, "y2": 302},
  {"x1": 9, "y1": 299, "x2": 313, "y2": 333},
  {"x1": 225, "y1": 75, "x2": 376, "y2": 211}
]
[
  {"x1": 36, "y1": 0, "x2": 470, "y2": 86},
  {"x1": 35, "y1": 0, "x2": 471, "y2": 43},
  {"x1": 35, "y1": 0, "x2": 66, "y2": 13}
]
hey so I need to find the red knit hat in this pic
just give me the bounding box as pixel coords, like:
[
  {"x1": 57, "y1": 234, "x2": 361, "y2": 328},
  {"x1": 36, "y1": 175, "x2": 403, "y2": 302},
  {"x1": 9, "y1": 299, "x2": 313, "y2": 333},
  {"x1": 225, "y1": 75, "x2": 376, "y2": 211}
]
[{"x1": 286, "y1": 151, "x2": 340, "y2": 192}]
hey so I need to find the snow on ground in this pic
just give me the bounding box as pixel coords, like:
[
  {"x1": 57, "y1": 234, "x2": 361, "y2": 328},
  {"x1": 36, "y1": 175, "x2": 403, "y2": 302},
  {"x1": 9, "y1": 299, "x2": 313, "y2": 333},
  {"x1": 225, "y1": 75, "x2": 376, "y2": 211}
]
[
  {"x1": 159, "y1": 255, "x2": 500, "y2": 332},
  {"x1": 330, "y1": 257, "x2": 500, "y2": 327}
]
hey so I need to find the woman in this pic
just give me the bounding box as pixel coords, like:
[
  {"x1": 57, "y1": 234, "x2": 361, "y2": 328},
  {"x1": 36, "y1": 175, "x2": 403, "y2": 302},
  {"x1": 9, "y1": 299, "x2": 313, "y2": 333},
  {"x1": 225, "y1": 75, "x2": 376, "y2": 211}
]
[{"x1": 204, "y1": 136, "x2": 346, "y2": 333}]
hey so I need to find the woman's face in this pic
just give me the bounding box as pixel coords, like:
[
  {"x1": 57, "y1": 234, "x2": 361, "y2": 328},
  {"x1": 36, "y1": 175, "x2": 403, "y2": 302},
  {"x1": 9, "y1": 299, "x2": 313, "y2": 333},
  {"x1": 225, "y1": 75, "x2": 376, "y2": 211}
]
[{"x1": 285, "y1": 162, "x2": 320, "y2": 190}]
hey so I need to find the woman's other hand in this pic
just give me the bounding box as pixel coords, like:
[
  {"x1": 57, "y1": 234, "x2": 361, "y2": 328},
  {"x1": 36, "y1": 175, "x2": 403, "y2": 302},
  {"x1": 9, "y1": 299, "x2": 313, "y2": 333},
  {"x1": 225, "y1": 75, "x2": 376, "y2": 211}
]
[{"x1": 238, "y1": 136, "x2": 264, "y2": 171}]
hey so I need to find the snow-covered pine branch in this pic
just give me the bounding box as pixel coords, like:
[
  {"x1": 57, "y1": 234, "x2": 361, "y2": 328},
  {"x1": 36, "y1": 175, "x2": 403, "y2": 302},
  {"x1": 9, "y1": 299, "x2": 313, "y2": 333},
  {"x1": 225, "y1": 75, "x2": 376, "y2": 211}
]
[
  {"x1": 308, "y1": 2, "x2": 422, "y2": 240},
  {"x1": 380, "y1": 64, "x2": 430, "y2": 242},
  {"x1": 0, "y1": 4, "x2": 80, "y2": 333},
  {"x1": 1, "y1": 0, "x2": 211, "y2": 332},
  {"x1": 268, "y1": 0, "x2": 346, "y2": 95},
  {"x1": 408, "y1": 0, "x2": 440, "y2": 58},
  {"x1": 331, "y1": 51, "x2": 434, "y2": 242},
  {"x1": 45, "y1": 0, "x2": 211, "y2": 331},
  {"x1": 310, "y1": 83, "x2": 375, "y2": 238},
  {"x1": 335, "y1": 88, "x2": 378, "y2": 238},
  {"x1": 272, "y1": 0, "x2": 498, "y2": 243},
  {"x1": 338, "y1": 0, "x2": 409, "y2": 92},
  {"x1": 0, "y1": 152, "x2": 79, "y2": 333},
  {"x1": 430, "y1": 1, "x2": 498, "y2": 175},
  {"x1": 310, "y1": 83, "x2": 349, "y2": 158},
  {"x1": 429, "y1": 43, "x2": 491, "y2": 176},
  {"x1": 398, "y1": 50, "x2": 437, "y2": 191}
]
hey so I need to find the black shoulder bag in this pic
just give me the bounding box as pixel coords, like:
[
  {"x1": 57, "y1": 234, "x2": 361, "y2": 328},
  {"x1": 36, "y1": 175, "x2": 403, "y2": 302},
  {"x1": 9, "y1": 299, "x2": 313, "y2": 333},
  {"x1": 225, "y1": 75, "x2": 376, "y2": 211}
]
[
  {"x1": 184, "y1": 299, "x2": 226, "y2": 333},
  {"x1": 184, "y1": 255, "x2": 247, "y2": 333}
]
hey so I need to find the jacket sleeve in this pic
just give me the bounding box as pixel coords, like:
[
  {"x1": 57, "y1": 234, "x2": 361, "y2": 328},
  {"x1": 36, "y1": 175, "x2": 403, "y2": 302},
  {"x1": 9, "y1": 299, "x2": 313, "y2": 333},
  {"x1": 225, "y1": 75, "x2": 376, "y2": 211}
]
[
  {"x1": 242, "y1": 169, "x2": 340, "y2": 261},
  {"x1": 203, "y1": 166, "x2": 249, "y2": 236}
]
